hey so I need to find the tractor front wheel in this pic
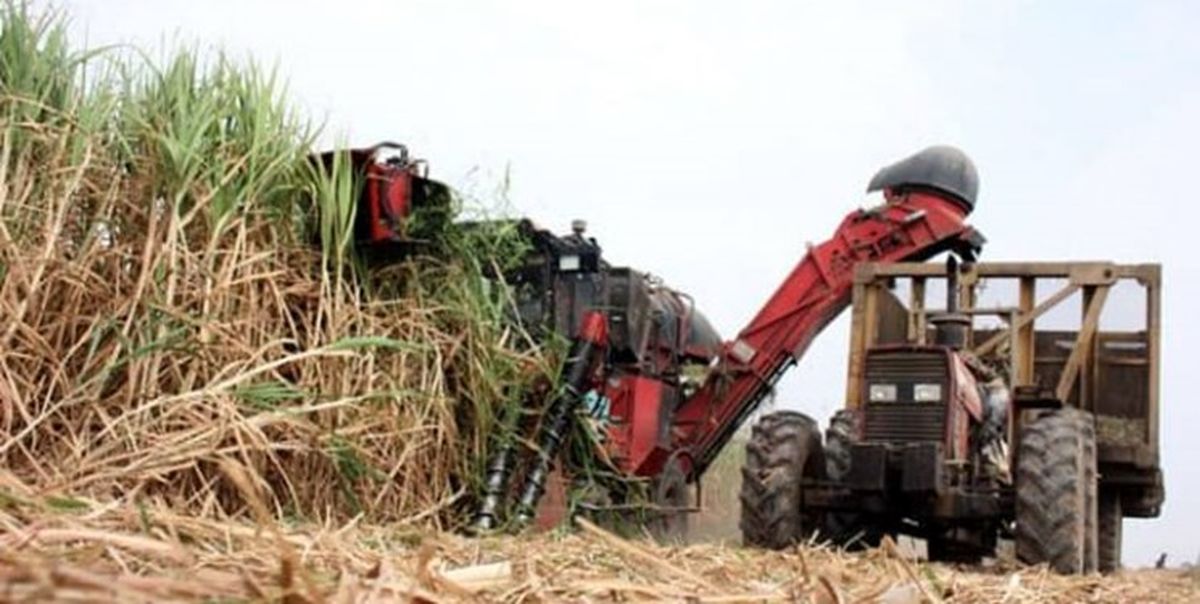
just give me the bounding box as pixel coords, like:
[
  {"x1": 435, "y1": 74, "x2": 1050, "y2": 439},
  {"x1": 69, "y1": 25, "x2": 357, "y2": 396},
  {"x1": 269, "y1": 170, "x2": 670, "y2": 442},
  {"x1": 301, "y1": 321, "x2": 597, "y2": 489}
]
[
  {"x1": 739, "y1": 410, "x2": 825, "y2": 549},
  {"x1": 822, "y1": 410, "x2": 883, "y2": 550}
]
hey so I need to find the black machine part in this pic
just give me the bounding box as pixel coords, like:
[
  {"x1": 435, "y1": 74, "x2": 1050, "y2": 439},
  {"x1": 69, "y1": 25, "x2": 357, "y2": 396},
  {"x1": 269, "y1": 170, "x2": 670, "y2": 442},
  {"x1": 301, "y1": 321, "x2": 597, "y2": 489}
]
[
  {"x1": 930, "y1": 255, "x2": 971, "y2": 349},
  {"x1": 867, "y1": 145, "x2": 979, "y2": 210},
  {"x1": 504, "y1": 220, "x2": 721, "y2": 368},
  {"x1": 472, "y1": 220, "x2": 722, "y2": 529}
]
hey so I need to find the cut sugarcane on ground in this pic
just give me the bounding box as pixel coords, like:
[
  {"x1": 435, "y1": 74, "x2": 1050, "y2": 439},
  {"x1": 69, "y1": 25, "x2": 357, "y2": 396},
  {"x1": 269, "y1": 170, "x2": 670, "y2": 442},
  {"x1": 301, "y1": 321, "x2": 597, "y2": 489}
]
[
  {"x1": 0, "y1": 5, "x2": 1195, "y2": 603},
  {"x1": 1, "y1": 474, "x2": 1196, "y2": 603}
]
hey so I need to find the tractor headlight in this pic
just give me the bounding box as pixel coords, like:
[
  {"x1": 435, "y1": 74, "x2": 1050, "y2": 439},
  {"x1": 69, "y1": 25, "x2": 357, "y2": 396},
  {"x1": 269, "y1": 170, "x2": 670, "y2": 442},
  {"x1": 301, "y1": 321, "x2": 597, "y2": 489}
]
[
  {"x1": 868, "y1": 383, "x2": 898, "y2": 403},
  {"x1": 913, "y1": 383, "x2": 943, "y2": 402},
  {"x1": 558, "y1": 254, "x2": 581, "y2": 271}
]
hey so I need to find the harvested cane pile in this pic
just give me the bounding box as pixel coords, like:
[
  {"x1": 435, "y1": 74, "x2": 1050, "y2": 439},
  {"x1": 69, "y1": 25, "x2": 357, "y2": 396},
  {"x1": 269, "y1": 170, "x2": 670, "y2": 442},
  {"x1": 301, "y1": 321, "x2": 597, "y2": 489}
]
[{"x1": 1, "y1": 6, "x2": 1197, "y2": 604}]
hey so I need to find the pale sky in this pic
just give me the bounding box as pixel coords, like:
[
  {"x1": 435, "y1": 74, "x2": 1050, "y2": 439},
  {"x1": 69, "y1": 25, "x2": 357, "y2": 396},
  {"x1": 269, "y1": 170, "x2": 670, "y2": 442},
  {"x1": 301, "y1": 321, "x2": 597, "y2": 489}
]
[{"x1": 59, "y1": 0, "x2": 1198, "y2": 567}]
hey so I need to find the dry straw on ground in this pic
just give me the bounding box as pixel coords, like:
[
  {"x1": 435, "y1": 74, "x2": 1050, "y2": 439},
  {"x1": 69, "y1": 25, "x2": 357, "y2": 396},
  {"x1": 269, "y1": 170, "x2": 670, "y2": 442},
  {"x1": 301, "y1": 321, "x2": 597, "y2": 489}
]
[{"x1": 1, "y1": 471, "x2": 1196, "y2": 603}]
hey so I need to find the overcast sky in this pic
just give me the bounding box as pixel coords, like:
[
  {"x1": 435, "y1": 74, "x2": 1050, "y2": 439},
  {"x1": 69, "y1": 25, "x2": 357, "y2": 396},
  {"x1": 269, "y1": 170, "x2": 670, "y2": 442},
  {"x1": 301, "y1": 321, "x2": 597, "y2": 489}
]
[{"x1": 60, "y1": 0, "x2": 1198, "y2": 567}]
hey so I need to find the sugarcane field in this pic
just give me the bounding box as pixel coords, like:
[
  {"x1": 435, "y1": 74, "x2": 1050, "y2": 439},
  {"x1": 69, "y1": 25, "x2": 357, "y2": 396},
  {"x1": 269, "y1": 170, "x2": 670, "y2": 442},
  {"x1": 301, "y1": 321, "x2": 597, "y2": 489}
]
[{"x1": 1, "y1": 2, "x2": 1198, "y2": 602}]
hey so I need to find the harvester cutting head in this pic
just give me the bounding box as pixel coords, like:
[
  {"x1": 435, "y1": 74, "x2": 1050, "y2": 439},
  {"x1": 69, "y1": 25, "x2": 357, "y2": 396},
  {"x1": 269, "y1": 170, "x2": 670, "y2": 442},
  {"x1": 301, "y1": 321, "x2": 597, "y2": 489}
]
[
  {"x1": 312, "y1": 142, "x2": 453, "y2": 253},
  {"x1": 867, "y1": 145, "x2": 979, "y2": 211}
]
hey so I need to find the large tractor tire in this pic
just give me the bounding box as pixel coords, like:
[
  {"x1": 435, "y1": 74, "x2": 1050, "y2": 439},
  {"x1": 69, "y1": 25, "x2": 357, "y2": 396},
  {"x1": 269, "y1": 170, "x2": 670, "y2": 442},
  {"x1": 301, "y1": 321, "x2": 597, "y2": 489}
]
[
  {"x1": 1098, "y1": 489, "x2": 1123, "y2": 573},
  {"x1": 1015, "y1": 407, "x2": 1099, "y2": 574},
  {"x1": 739, "y1": 411, "x2": 824, "y2": 549},
  {"x1": 822, "y1": 410, "x2": 883, "y2": 550},
  {"x1": 648, "y1": 454, "x2": 691, "y2": 545},
  {"x1": 824, "y1": 409, "x2": 856, "y2": 482},
  {"x1": 1080, "y1": 411, "x2": 1099, "y2": 573}
]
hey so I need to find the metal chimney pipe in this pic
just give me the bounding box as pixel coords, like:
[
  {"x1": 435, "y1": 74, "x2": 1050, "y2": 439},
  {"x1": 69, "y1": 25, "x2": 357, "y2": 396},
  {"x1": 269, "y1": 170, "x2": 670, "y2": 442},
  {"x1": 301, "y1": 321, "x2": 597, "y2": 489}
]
[{"x1": 934, "y1": 255, "x2": 970, "y2": 349}]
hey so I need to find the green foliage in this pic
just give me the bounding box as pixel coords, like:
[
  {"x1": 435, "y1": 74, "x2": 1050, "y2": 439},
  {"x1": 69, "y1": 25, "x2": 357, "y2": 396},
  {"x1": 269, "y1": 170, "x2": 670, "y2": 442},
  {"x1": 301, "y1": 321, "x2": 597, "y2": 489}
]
[
  {"x1": 0, "y1": 2, "x2": 80, "y2": 137},
  {"x1": 117, "y1": 50, "x2": 316, "y2": 226},
  {"x1": 303, "y1": 143, "x2": 358, "y2": 269}
]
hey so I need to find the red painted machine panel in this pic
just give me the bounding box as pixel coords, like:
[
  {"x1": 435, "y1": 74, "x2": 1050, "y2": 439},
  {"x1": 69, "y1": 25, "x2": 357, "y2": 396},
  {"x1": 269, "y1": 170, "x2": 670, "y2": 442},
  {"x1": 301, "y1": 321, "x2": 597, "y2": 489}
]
[{"x1": 605, "y1": 375, "x2": 667, "y2": 475}]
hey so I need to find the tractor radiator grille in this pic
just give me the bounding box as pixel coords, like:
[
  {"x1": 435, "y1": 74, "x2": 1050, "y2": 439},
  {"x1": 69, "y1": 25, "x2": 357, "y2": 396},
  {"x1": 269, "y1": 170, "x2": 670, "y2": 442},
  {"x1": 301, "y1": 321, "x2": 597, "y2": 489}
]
[
  {"x1": 863, "y1": 351, "x2": 947, "y2": 443},
  {"x1": 864, "y1": 403, "x2": 945, "y2": 443},
  {"x1": 864, "y1": 353, "x2": 946, "y2": 383}
]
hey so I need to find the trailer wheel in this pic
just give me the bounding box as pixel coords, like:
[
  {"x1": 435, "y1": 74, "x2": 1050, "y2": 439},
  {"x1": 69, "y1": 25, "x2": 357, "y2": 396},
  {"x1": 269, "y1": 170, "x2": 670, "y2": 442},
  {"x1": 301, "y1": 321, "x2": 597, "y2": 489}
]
[
  {"x1": 1079, "y1": 411, "x2": 1099, "y2": 573},
  {"x1": 648, "y1": 454, "x2": 690, "y2": 544},
  {"x1": 1098, "y1": 489, "x2": 1123, "y2": 573},
  {"x1": 1015, "y1": 408, "x2": 1098, "y2": 574},
  {"x1": 740, "y1": 411, "x2": 824, "y2": 549}
]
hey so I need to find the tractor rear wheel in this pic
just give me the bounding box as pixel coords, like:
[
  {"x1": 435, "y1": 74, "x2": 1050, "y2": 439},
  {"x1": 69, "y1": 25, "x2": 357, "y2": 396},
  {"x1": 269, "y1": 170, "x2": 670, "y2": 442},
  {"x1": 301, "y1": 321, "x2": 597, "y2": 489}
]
[
  {"x1": 1098, "y1": 489, "x2": 1123, "y2": 573},
  {"x1": 739, "y1": 411, "x2": 824, "y2": 549},
  {"x1": 1015, "y1": 407, "x2": 1098, "y2": 574}
]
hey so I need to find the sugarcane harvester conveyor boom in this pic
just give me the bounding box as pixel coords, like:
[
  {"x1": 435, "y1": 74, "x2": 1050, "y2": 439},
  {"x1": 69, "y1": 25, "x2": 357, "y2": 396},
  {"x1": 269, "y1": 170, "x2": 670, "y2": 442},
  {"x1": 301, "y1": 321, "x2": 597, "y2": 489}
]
[{"x1": 478, "y1": 146, "x2": 984, "y2": 536}]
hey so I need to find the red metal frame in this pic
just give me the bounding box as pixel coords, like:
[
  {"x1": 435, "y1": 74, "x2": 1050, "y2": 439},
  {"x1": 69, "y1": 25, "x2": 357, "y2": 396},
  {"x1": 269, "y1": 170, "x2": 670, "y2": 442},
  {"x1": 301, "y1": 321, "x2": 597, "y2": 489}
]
[
  {"x1": 363, "y1": 160, "x2": 414, "y2": 242},
  {"x1": 947, "y1": 352, "x2": 984, "y2": 460},
  {"x1": 620, "y1": 190, "x2": 981, "y2": 479},
  {"x1": 605, "y1": 376, "x2": 668, "y2": 475}
]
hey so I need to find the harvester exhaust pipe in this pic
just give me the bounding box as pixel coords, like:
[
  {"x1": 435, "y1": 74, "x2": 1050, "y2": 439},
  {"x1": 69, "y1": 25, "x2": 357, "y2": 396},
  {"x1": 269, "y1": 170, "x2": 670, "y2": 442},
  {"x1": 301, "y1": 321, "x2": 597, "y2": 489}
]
[{"x1": 947, "y1": 255, "x2": 959, "y2": 314}]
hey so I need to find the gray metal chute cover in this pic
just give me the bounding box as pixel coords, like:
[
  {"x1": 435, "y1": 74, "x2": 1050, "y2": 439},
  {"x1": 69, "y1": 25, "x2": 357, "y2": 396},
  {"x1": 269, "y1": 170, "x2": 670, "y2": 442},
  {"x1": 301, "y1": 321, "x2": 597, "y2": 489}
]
[{"x1": 867, "y1": 145, "x2": 980, "y2": 210}]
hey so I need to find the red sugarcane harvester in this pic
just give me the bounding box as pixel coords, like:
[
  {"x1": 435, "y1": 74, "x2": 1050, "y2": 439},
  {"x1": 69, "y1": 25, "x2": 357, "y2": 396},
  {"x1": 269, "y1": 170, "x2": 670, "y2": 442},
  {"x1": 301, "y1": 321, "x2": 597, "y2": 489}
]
[{"x1": 322, "y1": 144, "x2": 1162, "y2": 574}]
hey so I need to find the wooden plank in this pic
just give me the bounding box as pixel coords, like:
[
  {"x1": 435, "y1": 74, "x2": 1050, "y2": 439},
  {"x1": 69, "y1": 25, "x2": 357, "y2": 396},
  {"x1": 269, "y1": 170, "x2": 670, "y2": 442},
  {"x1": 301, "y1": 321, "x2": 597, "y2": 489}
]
[
  {"x1": 973, "y1": 282, "x2": 1081, "y2": 356},
  {"x1": 862, "y1": 261, "x2": 1109, "y2": 279},
  {"x1": 1080, "y1": 286, "x2": 1097, "y2": 411},
  {"x1": 845, "y1": 282, "x2": 868, "y2": 409},
  {"x1": 1055, "y1": 285, "x2": 1110, "y2": 402},
  {"x1": 1015, "y1": 277, "x2": 1036, "y2": 387},
  {"x1": 908, "y1": 277, "x2": 926, "y2": 344},
  {"x1": 955, "y1": 307, "x2": 1019, "y2": 315},
  {"x1": 1146, "y1": 266, "x2": 1161, "y2": 459},
  {"x1": 960, "y1": 274, "x2": 976, "y2": 348},
  {"x1": 858, "y1": 261, "x2": 1159, "y2": 281},
  {"x1": 876, "y1": 287, "x2": 909, "y2": 344},
  {"x1": 864, "y1": 285, "x2": 880, "y2": 349}
]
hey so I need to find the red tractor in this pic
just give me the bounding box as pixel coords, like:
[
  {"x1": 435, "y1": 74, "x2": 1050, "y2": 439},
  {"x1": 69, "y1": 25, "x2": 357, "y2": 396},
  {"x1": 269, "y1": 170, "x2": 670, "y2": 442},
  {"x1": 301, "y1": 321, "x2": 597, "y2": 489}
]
[
  {"x1": 732, "y1": 150, "x2": 1163, "y2": 574},
  {"x1": 766, "y1": 256, "x2": 1164, "y2": 573}
]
